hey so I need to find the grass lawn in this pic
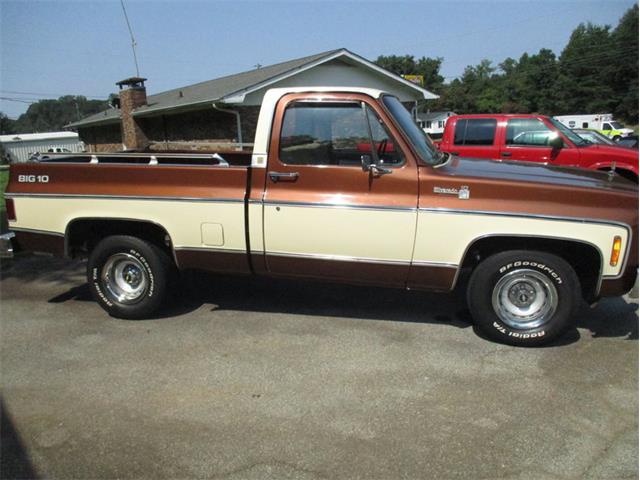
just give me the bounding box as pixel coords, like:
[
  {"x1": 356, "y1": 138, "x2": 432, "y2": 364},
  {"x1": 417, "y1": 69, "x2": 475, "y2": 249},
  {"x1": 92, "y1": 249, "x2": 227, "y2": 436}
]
[{"x1": 0, "y1": 168, "x2": 9, "y2": 213}]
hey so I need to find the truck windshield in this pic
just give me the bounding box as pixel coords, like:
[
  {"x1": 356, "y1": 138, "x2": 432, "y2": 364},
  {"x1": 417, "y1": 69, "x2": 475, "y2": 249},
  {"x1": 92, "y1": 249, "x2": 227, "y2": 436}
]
[
  {"x1": 381, "y1": 95, "x2": 439, "y2": 165},
  {"x1": 548, "y1": 117, "x2": 589, "y2": 146},
  {"x1": 611, "y1": 121, "x2": 624, "y2": 129}
]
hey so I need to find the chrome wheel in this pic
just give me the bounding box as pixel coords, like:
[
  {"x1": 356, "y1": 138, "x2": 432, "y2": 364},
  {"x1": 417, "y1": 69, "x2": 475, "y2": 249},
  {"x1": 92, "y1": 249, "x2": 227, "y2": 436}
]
[
  {"x1": 101, "y1": 253, "x2": 149, "y2": 304},
  {"x1": 491, "y1": 269, "x2": 558, "y2": 329}
]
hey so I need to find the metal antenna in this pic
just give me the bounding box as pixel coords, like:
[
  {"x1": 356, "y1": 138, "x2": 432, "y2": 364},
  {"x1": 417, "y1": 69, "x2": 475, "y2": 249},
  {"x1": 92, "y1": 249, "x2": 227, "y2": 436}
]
[{"x1": 120, "y1": 0, "x2": 140, "y2": 77}]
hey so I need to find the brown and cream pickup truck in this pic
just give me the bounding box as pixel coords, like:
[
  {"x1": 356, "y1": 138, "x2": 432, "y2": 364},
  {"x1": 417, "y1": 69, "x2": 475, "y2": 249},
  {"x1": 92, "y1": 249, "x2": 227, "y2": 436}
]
[{"x1": 3, "y1": 87, "x2": 638, "y2": 346}]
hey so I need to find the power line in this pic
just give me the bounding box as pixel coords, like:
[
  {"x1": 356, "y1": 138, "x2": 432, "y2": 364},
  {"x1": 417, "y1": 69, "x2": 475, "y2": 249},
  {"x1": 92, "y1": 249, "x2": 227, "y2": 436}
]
[
  {"x1": 0, "y1": 97, "x2": 37, "y2": 104},
  {"x1": 0, "y1": 90, "x2": 107, "y2": 99}
]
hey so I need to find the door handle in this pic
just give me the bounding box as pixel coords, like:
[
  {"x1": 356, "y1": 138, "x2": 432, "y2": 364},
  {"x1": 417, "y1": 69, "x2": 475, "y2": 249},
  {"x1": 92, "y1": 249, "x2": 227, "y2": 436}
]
[
  {"x1": 501, "y1": 152, "x2": 512, "y2": 157},
  {"x1": 268, "y1": 171, "x2": 299, "y2": 182}
]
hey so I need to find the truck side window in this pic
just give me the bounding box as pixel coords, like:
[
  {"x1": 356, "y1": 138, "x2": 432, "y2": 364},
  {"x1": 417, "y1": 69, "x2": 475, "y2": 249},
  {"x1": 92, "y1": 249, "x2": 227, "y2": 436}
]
[
  {"x1": 506, "y1": 119, "x2": 555, "y2": 147},
  {"x1": 280, "y1": 102, "x2": 370, "y2": 166},
  {"x1": 582, "y1": 122, "x2": 588, "y2": 128},
  {"x1": 602, "y1": 123, "x2": 612, "y2": 130},
  {"x1": 279, "y1": 101, "x2": 402, "y2": 167},
  {"x1": 454, "y1": 119, "x2": 496, "y2": 146}
]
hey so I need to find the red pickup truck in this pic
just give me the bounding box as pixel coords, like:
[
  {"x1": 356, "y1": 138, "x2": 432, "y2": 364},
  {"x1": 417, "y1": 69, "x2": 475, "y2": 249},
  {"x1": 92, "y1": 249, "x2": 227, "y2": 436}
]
[{"x1": 438, "y1": 114, "x2": 639, "y2": 182}]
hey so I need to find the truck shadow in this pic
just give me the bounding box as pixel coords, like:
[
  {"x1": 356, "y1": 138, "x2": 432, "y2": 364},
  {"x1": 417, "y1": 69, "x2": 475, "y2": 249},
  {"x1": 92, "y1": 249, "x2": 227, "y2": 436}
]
[
  {"x1": 4, "y1": 256, "x2": 637, "y2": 343},
  {"x1": 47, "y1": 269, "x2": 475, "y2": 329},
  {"x1": 44, "y1": 268, "x2": 638, "y2": 343}
]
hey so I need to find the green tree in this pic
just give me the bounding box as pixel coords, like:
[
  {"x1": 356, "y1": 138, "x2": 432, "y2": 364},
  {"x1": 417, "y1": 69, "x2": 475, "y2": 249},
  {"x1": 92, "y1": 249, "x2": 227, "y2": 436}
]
[
  {"x1": 375, "y1": 54, "x2": 445, "y2": 93},
  {"x1": 498, "y1": 49, "x2": 559, "y2": 113},
  {"x1": 0, "y1": 112, "x2": 17, "y2": 135},
  {"x1": 609, "y1": 4, "x2": 638, "y2": 123},
  {"x1": 14, "y1": 95, "x2": 112, "y2": 133},
  {"x1": 425, "y1": 5, "x2": 638, "y2": 121},
  {"x1": 554, "y1": 22, "x2": 616, "y2": 114}
]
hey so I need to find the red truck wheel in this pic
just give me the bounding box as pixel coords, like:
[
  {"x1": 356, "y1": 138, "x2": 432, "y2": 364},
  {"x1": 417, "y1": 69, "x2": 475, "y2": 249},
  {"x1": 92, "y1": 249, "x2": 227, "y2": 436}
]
[
  {"x1": 87, "y1": 235, "x2": 172, "y2": 319},
  {"x1": 467, "y1": 250, "x2": 581, "y2": 346}
]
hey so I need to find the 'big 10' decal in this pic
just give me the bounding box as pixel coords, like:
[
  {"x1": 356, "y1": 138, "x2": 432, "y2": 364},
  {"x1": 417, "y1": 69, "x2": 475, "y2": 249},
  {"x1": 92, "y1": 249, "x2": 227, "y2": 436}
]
[{"x1": 18, "y1": 175, "x2": 49, "y2": 183}]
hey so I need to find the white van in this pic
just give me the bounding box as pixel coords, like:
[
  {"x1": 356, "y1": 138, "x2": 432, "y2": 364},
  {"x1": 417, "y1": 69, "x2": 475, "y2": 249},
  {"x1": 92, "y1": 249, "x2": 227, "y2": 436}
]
[{"x1": 554, "y1": 114, "x2": 633, "y2": 140}]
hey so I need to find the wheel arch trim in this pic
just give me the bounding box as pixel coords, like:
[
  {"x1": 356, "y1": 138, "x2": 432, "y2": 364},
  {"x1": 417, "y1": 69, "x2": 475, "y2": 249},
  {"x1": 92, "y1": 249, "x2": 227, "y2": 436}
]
[
  {"x1": 64, "y1": 217, "x2": 176, "y2": 262},
  {"x1": 454, "y1": 233, "x2": 605, "y2": 296}
]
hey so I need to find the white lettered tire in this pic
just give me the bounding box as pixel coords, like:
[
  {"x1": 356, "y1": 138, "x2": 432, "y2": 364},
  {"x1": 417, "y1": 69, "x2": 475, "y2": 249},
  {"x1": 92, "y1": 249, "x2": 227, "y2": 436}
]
[
  {"x1": 87, "y1": 235, "x2": 172, "y2": 319},
  {"x1": 467, "y1": 250, "x2": 581, "y2": 346}
]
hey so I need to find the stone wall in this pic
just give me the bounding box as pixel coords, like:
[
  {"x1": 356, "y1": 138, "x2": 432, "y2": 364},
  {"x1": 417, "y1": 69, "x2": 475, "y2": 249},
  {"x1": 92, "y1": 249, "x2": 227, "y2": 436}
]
[
  {"x1": 78, "y1": 105, "x2": 261, "y2": 153},
  {"x1": 79, "y1": 124, "x2": 123, "y2": 152}
]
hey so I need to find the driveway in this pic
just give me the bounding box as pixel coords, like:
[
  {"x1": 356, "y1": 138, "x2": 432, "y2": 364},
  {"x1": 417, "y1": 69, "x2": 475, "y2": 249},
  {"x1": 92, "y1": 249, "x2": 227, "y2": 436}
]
[{"x1": 1, "y1": 255, "x2": 637, "y2": 479}]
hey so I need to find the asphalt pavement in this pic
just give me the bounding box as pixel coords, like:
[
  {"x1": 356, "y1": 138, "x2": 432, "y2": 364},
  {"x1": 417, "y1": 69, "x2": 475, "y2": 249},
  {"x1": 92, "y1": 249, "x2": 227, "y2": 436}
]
[{"x1": 1, "y1": 254, "x2": 638, "y2": 479}]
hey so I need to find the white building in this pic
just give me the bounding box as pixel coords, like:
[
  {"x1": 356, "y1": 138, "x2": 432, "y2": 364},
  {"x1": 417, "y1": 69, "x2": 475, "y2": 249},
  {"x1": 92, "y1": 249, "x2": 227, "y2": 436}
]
[
  {"x1": 0, "y1": 132, "x2": 84, "y2": 163},
  {"x1": 416, "y1": 111, "x2": 456, "y2": 138}
]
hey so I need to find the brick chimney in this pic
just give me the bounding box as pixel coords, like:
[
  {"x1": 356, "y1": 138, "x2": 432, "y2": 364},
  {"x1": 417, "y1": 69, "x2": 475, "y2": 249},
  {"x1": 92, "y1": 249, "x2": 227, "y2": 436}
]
[{"x1": 116, "y1": 77, "x2": 148, "y2": 150}]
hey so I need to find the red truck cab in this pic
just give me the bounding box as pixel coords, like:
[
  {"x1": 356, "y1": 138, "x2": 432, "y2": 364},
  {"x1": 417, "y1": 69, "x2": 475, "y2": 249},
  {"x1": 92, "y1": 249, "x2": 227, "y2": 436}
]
[{"x1": 438, "y1": 114, "x2": 639, "y2": 182}]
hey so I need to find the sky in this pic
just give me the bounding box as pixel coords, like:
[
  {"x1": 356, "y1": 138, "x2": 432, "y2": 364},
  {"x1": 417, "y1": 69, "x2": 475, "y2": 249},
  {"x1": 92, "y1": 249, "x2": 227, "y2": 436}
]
[{"x1": 0, "y1": 0, "x2": 636, "y2": 119}]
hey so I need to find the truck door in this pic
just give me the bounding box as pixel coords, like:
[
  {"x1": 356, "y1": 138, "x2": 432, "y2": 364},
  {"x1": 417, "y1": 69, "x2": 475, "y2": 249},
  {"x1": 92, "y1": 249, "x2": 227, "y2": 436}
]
[
  {"x1": 262, "y1": 93, "x2": 418, "y2": 287},
  {"x1": 500, "y1": 117, "x2": 581, "y2": 167},
  {"x1": 601, "y1": 122, "x2": 614, "y2": 138}
]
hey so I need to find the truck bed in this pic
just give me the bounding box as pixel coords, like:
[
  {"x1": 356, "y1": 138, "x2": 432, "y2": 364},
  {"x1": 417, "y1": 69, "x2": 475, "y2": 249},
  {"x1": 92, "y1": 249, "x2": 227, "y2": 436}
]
[{"x1": 6, "y1": 153, "x2": 254, "y2": 272}]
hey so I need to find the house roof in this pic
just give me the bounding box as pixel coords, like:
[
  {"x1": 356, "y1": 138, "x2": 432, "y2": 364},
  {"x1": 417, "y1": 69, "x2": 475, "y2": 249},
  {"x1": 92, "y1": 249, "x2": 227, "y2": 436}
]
[
  {"x1": 416, "y1": 111, "x2": 456, "y2": 121},
  {"x1": 67, "y1": 48, "x2": 438, "y2": 129}
]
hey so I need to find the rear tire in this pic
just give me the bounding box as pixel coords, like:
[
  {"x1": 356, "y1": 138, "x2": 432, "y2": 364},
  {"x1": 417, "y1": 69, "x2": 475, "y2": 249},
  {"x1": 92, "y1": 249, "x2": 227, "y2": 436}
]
[
  {"x1": 467, "y1": 250, "x2": 580, "y2": 346},
  {"x1": 87, "y1": 235, "x2": 172, "y2": 319}
]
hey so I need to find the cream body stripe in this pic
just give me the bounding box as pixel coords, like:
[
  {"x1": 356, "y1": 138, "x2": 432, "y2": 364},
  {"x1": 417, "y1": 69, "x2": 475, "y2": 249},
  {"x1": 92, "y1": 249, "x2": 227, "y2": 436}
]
[{"x1": 9, "y1": 196, "x2": 627, "y2": 277}]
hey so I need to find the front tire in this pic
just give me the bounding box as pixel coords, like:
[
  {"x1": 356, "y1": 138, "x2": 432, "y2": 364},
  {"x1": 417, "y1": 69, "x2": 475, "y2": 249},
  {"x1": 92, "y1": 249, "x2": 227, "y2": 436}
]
[
  {"x1": 87, "y1": 235, "x2": 172, "y2": 319},
  {"x1": 467, "y1": 250, "x2": 580, "y2": 346}
]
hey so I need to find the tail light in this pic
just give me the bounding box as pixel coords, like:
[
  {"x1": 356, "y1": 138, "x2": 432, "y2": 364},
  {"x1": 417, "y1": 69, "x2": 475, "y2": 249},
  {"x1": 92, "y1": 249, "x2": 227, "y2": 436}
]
[{"x1": 5, "y1": 198, "x2": 16, "y2": 221}]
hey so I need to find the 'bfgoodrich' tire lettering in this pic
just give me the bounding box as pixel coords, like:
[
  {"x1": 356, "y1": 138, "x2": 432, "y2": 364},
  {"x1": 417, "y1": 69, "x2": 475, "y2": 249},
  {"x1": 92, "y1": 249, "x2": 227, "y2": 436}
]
[
  {"x1": 468, "y1": 250, "x2": 580, "y2": 347},
  {"x1": 87, "y1": 235, "x2": 172, "y2": 319}
]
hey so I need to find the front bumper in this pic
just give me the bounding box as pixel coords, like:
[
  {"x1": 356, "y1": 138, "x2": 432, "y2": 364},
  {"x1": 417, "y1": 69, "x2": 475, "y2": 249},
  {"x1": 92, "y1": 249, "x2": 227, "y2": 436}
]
[{"x1": 0, "y1": 231, "x2": 15, "y2": 259}]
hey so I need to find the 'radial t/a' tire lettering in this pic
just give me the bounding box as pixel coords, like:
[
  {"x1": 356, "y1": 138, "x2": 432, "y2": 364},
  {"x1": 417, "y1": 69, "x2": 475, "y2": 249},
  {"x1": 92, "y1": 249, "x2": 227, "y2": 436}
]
[
  {"x1": 87, "y1": 235, "x2": 172, "y2": 319},
  {"x1": 467, "y1": 250, "x2": 581, "y2": 346}
]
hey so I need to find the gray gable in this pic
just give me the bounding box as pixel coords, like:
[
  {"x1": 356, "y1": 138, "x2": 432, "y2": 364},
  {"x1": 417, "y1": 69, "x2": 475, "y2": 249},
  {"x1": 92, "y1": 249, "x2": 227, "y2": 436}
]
[
  {"x1": 67, "y1": 49, "x2": 342, "y2": 128},
  {"x1": 67, "y1": 48, "x2": 437, "y2": 129}
]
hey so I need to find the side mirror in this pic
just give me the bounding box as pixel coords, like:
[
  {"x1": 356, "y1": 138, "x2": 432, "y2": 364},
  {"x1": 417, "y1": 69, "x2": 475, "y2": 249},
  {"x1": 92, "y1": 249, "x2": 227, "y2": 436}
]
[
  {"x1": 361, "y1": 154, "x2": 391, "y2": 176},
  {"x1": 549, "y1": 135, "x2": 563, "y2": 150},
  {"x1": 361, "y1": 154, "x2": 373, "y2": 172}
]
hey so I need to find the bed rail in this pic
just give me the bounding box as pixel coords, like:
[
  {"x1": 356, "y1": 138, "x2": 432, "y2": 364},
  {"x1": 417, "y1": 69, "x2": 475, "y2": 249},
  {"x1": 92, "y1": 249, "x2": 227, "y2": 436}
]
[{"x1": 31, "y1": 152, "x2": 231, "y2": 167}]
